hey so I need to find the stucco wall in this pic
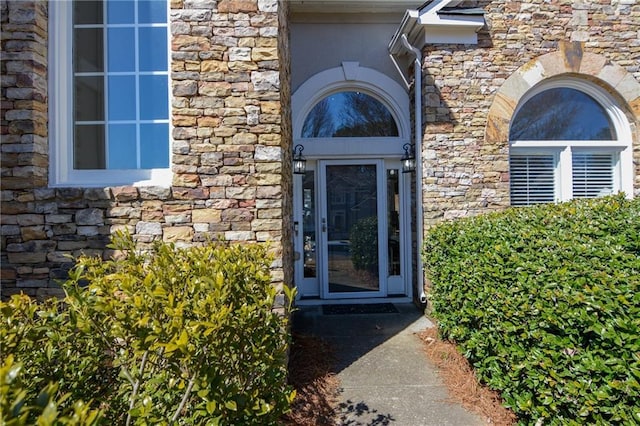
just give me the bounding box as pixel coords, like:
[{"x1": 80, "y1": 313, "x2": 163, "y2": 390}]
[
  {"x1": 0, "y1": 0, "x2": 293, "y2": 299},
  {"x1": 420, "y1": 0, "x2": 640, "y2": 228},
  {"x1": 290, "y1": 19, "x2": 407, "y2": 93}
]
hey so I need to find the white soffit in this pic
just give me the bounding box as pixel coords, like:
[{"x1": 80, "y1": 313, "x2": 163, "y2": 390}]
[
  {"x1": 389, "y1": 0, "x2": 485, "y2": 54},
  {"x1": 420, "y1": 0, "x2": 486, "y2": 44}
]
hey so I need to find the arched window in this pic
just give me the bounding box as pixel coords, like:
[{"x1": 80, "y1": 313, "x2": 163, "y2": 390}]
[
  {"x1": 301, "y1": 91, "x2": 399, "y2": 138},
  {"x1": 509, "y1": 81, "x2": 631, "y2": 206}
]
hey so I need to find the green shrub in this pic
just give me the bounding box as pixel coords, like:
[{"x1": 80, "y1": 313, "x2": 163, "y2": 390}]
[
  {"x1": 423, "y1": 195, "x2": 640, "y2": 425},
  {"x1": 350, "y1": 216, "x2": 378, "y2": 272},
  {"x1": 1, "y1": 233, "x2": 295, "y2": 425}
]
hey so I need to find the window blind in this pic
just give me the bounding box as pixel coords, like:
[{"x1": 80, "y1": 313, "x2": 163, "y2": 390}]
[
  {"x1": 510, "y1": 154, "x2": 555, "y2": 206},
  {"x1": 572, "y1": 152, "x2": 614, "y2": 198}
]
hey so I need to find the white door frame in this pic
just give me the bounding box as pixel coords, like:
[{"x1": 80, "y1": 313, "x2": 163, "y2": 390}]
[
  {"x1": 318, "y1": 159, "x2": 387, "y2": 299},
  {"x1": 293, "y1": 158, "x2": 412, "y2": 302}
]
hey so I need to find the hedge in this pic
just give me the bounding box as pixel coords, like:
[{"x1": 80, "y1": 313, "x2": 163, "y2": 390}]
[
  {"x1": 423, "y1": 195, "x2": 640, "y2": 424},
  {"x1": 1, "y1": 233, "x2": 295, "y2": 425}
]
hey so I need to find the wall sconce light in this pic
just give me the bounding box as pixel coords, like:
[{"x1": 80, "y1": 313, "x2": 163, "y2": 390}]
[
  {"x1": 402, "y1": 143, "x2": 416, "y2": 173},
  {"x1": 293, "y1": 144, "x2": 307, "y2": 174}
]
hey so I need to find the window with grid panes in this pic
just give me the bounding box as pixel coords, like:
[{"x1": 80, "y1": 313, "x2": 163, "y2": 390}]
[{"x1": 50, "y1": 0, "x2": 170, "y2": 186}]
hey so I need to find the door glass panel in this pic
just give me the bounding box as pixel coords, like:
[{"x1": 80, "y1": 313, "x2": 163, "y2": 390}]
[
  {"x1": 326, "y1": 164, "x2": 379, "y2": 293},
  {"x1": 387, "y1": 169, "x2": 401, "y2": 276},
  {"x1": 302, "y1": 171, "x2": 316, "y2": 278}
]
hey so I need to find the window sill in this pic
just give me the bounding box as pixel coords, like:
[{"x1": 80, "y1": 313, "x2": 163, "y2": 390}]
[{"x1": 49, "y1": 168, "x2": 172, "y2": 188}]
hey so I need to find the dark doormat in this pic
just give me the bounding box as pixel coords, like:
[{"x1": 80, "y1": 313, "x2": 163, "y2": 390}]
[{"x1": 322, "y1": 303, "x2": 398, "y2": 315}]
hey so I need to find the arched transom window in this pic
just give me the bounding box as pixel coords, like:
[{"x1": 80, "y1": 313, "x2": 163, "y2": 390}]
[
  {"x1": 509, "y1": 81, "x2": 632, "y2": 206},
  {"x1": 301, "y1": 91, "x2": 399, "y2": 138}
]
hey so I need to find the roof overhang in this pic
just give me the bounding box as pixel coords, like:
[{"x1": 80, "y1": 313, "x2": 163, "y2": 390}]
[{"x1": 389, "y1": 0, "x2": 485, "y2": 56}]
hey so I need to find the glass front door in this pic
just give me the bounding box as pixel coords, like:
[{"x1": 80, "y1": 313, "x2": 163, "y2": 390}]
[{"x1": 319, "y1": 160, "x2": 385, "y2": 298}]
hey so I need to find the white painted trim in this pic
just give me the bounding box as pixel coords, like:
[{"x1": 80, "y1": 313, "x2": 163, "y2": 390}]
[{"x1": 293, "y1": 163, "x2": 320, "y2": 297}]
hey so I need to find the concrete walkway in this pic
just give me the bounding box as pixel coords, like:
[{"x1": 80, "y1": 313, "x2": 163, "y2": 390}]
[{"x1": 292, "y1": 303, "x2": 486, "y2": 426}]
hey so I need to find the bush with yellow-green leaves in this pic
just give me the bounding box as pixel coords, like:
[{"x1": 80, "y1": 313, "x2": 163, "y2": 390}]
[{"x1": 1, "y1": 233, "x2": 295, "y2": 425}]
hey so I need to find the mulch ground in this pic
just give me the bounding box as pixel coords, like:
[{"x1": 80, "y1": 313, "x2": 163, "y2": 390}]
[
  {"x1": 419, "y1": 327, "x2": 517, "y2": 425},
  {"x1": 281, "y1": 333, "x2": 340, "y2": 425}
]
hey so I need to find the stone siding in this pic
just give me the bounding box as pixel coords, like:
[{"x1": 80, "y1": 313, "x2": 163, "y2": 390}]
[
  {"x1": 1, "y1": 0, "x2": 292, "y2": 299},
  {"x1": 421, "y1": 0, "x2": 640, "y2": 228}
]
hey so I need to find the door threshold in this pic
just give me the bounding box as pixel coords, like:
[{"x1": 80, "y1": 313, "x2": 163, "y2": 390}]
[{"x1": 295, "y1": 296, "x2": 412, "y2": 306}]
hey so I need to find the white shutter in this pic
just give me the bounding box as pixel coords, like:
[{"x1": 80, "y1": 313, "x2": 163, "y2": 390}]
[
  {"x1": 572, "y1": 152, "x2": 615, "y2": 198},
  {"x1": 510, "y1": 154, "x2": 556, "y2": 206}
]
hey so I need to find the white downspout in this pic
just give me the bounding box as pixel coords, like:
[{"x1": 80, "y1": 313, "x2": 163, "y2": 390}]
[{"x1": 400, "y1": 34, "x2": 427, "y2": 304}]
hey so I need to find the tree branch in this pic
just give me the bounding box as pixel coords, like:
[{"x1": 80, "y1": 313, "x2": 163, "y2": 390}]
[
  {"x1": 172, "y1": 370, "x2": 197, "y2": 422},
  {"x1": 125, "y1": 350, "x2": 149, "y2": 426}
]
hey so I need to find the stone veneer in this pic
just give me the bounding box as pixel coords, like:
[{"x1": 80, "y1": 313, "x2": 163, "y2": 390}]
[
  {"x1": 1, "y1": 0, "x2": 293, "y2": 299},
  {"x1": 420, "y1": 0, "x2": 640, "y2": 228}
]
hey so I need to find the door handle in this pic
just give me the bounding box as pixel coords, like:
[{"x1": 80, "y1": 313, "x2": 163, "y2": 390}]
[{"x1": 321, "y1": 218, "x2": 327, "y2": 232}]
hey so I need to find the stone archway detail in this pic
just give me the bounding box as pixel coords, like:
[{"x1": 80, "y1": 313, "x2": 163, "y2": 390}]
[{"x1": 486, "y1": 41, "x2": 640, "y2": 145}]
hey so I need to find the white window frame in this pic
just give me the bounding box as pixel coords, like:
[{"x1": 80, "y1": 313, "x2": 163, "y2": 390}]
[
  {"x1": 49, "y1": 0, "x2": 172, "y2": 188},
  {"x1": 509, "y1": 78, "x2": 634, "y2": 204}
]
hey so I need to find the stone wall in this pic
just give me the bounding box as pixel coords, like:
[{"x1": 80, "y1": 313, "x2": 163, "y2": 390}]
[
  {"x1": 1, "y1": 0, "x2": 293, "y2": 299},
  {"x1": 421, "y1": 0, "x2": 640, "y2": 228}
]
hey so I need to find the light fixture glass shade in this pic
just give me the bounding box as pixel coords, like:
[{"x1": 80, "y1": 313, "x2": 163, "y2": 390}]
[
  {"x1": 402, "y1": 156, "x2": 416, "y2": 173},
  {"x1": 293, "y1": 144, "x2": 306, "y2": 174},
  {"x1": 401, "y1": 143, "x2": 416, "y2": 173},
  {"x1": 293, "y1": 157, "x2": 307, "y2": 174}
]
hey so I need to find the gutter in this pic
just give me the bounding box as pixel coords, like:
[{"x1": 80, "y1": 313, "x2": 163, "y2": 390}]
[{"x1": 399, "y1": 34, "x2": 427, "y2": 305}]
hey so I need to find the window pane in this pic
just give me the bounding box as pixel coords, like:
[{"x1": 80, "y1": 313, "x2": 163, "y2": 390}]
[
  {"x1": 572, "y1": 152, "x2": 615, "y2": 198},
  {"x1": 108, "y1": 76, "x2": 137, "y2": 120},
  {"x1": 139, "y1": 75, "x2": 168, "y2": 120},
  {"x1": 387, "y1": 169, "x2": 401, "y2": 276},
  {"x1": 140, "y1": 124, "x2": 169, "y2": 168},
  {"x1": 510, "y1": 88, "x2": 615, "y2": 141},
  {"x1": 302, "y1": 171, "x2": 316, "y2": 278},
  {"x1": 108, "y1": 27, "x2": 136, "y2": 72},
  {"x1": 71, "y1": 0, "x2": 170, "y2": 173},
  {"x1": 302, "y1": 92, "x2": 399, "y2": 137},
  {"x1": 139, "y1": 27, "x2": 167, "y2": 71},
  {"x1": 107, "y1": 0, "x2": 135, "y2": 24},
  {"x1": 74, "y1": 28, "x2": 103, "y2": 73},
  {"x1": 138, "y1": 0, "x2": 167, "y2": 23},
  {"x1": 108, "y1": 124, "x2": 137, "y2": 169},
  {"x1": 510, "y1": 154, "x2": 556, "y2": 206},
  {"x1": 74, "y1": 1, "x2": 103, "y2": 25},
  {"x1": 74, "y1": 76, "x2": 104, "y2": 122},
  {"x1": 74, "y1": 124, "x2": 105, "y2": 169}
]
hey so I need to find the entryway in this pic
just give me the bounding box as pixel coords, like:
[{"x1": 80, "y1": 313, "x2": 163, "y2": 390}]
[
  {"x1": 291, "y1": 63, "x2": 413, "y2": 303},
  {"x1": 294, "y1": 159, "x2": 410, "y2": 300}
]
